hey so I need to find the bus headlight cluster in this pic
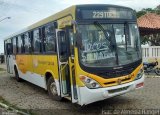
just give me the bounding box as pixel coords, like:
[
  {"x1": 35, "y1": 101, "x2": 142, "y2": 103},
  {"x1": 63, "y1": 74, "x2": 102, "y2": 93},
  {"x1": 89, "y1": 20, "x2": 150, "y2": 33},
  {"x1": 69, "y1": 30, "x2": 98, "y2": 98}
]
[
  {"x1": 135, "y1": 66, "x2": 143, "y2": 80},
  {"x1": 79, "y1": 75, "x2": 102, "y2": 89}
]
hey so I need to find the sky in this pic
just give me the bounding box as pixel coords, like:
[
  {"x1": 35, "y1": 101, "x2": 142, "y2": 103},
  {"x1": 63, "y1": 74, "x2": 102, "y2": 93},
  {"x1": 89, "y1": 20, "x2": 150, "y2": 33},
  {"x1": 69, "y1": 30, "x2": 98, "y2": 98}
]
[{"x1": 0, "y1": 0, "x2": 160, "y2": 53}]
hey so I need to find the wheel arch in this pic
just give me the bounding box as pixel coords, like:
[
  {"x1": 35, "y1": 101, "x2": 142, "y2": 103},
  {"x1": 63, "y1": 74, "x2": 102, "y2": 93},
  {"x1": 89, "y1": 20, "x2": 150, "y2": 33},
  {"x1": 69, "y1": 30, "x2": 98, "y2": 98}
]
[
  {"x1": 44, "y1": 70, "x2": 57, "y2": 83},
  {"x1": 44, "y1": 70, "x2": 60, "y2": 95},
  {"x1": 13, "y1": 64, "x2": 18, "y2": 75}
]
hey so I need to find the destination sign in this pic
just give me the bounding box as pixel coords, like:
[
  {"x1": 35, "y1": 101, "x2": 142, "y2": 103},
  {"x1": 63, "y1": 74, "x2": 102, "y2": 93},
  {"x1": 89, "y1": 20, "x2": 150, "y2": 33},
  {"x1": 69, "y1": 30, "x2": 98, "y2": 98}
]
[
  {"x1": 77, "y1": 8, "x2": 135, "y2": 20},
  {"x1": 92, "y1": 11, "x2": 117, "y2": 19}
]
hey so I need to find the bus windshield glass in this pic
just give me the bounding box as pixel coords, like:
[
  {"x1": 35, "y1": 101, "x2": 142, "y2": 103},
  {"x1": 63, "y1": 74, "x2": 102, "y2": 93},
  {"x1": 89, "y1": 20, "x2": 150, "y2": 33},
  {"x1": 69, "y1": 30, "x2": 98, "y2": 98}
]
[{"x1": 78, "y1": 23, "x2": 141, "y2": 67}]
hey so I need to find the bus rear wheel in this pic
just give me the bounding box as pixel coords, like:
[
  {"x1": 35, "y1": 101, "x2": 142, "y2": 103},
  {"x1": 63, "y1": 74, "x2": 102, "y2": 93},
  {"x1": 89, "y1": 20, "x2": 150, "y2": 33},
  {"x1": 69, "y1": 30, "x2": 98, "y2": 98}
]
[
  {"x1": 14, "y1": 67, "x2": 22, "y2": 82},
  {"x1": 47, "y1": 77, "x2": 62, "y2": 101}
]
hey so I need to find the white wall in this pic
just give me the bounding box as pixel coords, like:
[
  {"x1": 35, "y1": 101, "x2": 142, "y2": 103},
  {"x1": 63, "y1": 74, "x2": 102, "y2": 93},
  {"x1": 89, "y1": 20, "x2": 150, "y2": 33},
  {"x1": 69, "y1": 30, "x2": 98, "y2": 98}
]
[{"x1": 142, "y1": 46, "x2": 160, "y2": 64}]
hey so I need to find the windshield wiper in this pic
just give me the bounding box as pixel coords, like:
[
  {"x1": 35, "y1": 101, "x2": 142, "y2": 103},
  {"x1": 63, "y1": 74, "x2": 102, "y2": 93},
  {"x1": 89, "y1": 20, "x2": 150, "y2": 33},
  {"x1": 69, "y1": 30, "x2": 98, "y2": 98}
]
[
  {"x1": 93, "y1": 21, "x2": 115, "y2": 51},
  {"x1": 94, "y1": 21, "x2": 110, "y2": 41}
]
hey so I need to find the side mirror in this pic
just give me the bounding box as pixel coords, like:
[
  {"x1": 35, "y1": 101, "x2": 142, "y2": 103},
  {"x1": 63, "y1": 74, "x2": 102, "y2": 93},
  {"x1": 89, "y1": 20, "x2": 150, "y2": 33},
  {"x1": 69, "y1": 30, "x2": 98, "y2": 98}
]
[{"x1": 6, "y1": 43, "x2": 13, "y2": 55}]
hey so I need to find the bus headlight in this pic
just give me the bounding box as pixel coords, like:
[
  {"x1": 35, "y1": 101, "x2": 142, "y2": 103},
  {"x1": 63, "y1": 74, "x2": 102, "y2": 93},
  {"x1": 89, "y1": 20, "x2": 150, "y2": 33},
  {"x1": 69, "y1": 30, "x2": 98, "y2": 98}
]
[
  {"x1": 135, "y1": 67, "x2": 143, "y2": 80},
  {"x1": 79, "y1": 75, "x2": 102, "y2": 89}
]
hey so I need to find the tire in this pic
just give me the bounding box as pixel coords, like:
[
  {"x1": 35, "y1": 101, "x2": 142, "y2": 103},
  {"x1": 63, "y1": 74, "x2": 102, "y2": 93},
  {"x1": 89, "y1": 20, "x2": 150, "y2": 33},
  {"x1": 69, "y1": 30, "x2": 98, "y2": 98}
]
[
  {"x1": 155, "y1": 68, "x2": 160, "y2": 76},
  {"x1": 47, "y1": 77, "x2": 62, "y2": 101},
  {"x1": 14, "y1": 67, "x2": 22, "y2": 82}
]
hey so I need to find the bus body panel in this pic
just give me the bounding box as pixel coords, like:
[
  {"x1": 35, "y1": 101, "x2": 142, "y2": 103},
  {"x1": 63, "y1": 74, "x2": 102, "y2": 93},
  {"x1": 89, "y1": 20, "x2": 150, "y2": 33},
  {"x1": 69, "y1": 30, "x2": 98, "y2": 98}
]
[
  {"x1": 16, "y1": 55, "x2": 59, "y2": 89},
  {"x1": 78, "y1": 74, "x2": 144, "y2": 105}
]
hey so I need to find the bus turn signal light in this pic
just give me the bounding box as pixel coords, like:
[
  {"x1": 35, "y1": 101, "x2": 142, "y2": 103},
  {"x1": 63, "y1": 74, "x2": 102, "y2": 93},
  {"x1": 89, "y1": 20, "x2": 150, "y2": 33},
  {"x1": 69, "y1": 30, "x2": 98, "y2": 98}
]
[
  {"x1": 79, "y1": 75, "x2": 102, "y2": 89},
  {"x1": 136, "y1": 82, "x2": 144, "y2": 88}
]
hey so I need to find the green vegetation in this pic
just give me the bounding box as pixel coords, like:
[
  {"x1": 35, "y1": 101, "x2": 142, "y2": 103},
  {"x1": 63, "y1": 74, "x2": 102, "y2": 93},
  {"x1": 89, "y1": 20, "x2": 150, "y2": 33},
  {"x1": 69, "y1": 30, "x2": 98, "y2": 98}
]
[
  {"x1": 0, "y1": 96, "x2": 33, "y2": 115},
  {"x1": 136, "y1": 5, "x2": 160, "y2": 18},
  {"x1": 141, "y1": 34, "x2": 160, "y2": 46},
  {"x1": 0, "y1": 68, "x2": 5, "y2": 71},
  {"x1": 0, "y1": 96, "x2": 11, "y2": 109}
]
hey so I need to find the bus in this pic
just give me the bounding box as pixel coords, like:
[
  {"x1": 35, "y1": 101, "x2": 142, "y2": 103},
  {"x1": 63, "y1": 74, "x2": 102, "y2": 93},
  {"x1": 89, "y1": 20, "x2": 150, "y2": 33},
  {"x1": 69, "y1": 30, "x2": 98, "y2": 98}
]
[{"x1": 4, "y1": 4, "x2": 144, "y2": 105}]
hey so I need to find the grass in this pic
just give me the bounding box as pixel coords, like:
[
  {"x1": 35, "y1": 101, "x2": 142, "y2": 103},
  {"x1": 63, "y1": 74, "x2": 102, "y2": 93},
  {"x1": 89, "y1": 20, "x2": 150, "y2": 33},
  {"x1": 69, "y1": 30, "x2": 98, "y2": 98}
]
[
  {"x1": 0, "y1": 68, "x2": 5, "y2": 71},
  {"x1": 0, "y1": 96, "x2": 34, "y2": 115},
  {"x1": 0, "y1": 96, "x2": 10, "y2": 105}
]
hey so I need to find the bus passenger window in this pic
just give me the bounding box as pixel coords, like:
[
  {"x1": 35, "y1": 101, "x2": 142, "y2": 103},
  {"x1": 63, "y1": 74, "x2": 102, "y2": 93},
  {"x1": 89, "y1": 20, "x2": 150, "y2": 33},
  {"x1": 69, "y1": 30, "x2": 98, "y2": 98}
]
[
  {"x1": 13, "y1": 37, "x2": 16, "y2": 54},
  {"x1": 33, "y1": 29, "x2": 42, "y2": 53},
  {"x1": 16, "y1": 37, "x2": 18, "y2": 53},
  {"x1": 21, "y1": 35, "x2": 25, "y2": 53},
  {"x1": 24, "y1": 32, "x2": 30, "y2": 53},
  {"x1": 43, "y1": 23, "x2": 56, "y2": 53},
  {"x1": 6, "y1": 39, "x2": 13, "y2": 55},
  {"x1": 17, "y1": 36, "x2": 22, "y2": 54}
]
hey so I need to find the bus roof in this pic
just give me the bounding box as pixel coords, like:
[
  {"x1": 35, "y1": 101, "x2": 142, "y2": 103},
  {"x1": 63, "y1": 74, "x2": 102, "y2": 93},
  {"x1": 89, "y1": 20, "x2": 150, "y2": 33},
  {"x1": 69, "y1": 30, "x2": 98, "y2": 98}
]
[{"x1": 4, "y1": 4, "x2": 133, "y2": 40}]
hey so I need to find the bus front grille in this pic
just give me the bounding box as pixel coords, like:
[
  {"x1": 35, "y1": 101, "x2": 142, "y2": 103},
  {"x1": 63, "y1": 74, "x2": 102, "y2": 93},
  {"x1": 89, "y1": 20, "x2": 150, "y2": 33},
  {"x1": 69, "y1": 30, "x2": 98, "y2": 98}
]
[
  {"x1": 104, "y1": 77, "x2": 132, "y2": 86},
  {"x1": 98, "y1": 67, "x2": 134, "y2": 79},
  {"x1": 108, "y1": 86, "x2": 130, "y2": 94}
]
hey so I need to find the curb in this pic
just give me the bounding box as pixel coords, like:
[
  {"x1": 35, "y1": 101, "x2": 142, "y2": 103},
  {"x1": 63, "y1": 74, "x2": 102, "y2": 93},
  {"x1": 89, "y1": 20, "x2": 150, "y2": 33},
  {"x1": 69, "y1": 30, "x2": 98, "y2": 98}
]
[{"x1": 0, "y1": 102, "x2": 30, "y2": 115}]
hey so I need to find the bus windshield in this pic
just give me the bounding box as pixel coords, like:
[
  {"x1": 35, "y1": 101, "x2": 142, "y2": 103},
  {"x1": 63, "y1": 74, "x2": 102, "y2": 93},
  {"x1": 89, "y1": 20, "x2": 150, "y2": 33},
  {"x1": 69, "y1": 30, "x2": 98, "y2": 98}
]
[{"x1": 78, "y1": 23, "x2": 141, "y2": 67}]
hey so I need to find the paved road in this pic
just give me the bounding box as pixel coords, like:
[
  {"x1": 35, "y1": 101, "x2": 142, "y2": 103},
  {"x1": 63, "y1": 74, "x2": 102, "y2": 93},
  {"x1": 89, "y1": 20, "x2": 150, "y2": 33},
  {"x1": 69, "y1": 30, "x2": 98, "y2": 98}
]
[
  {"x1": 0, "y1": 65, "x2": 160, "y2": 115},
  {"x1": 0, "y1": 74, "x2": 160, "y2": 114}
]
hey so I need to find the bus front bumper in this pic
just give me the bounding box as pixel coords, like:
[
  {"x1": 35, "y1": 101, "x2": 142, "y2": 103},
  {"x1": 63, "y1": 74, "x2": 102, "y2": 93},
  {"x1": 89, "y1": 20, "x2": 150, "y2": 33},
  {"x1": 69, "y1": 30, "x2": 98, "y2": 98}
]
[{"x1": 78, "y1": 74, "x2": 144, "y2": 106}]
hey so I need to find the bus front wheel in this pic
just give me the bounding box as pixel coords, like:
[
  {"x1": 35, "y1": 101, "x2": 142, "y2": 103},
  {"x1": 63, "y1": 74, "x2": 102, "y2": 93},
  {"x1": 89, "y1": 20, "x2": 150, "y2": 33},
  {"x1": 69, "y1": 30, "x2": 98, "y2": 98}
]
[{"x1": 47, "y1": 77, "x2": 62, "y2": 101}]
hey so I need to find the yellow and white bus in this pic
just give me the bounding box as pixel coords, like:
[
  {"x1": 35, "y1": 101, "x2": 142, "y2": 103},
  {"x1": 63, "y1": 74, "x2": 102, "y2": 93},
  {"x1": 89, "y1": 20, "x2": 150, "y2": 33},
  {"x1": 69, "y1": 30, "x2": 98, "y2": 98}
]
[{"x1": 4, "y1": 4, "x2": 144, "y2": 105}]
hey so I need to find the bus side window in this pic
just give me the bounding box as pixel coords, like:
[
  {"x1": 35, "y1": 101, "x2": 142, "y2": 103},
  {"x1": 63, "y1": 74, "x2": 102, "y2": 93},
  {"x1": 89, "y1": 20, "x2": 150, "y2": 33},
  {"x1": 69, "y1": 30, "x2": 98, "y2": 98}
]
[
  {"x1": 43, "y1": 23, "x2": 56, "y2": 54},
  {"x1": 33, "y1": 29, "x2": 42, "y2": 53},
  {"x1": 15, "y1": 37, "x2": 18, "y2": 53},
  {"x1": 17, "y1": 36, "x2": 22, "y2": 54},
  {"x1": 21, "y1": 34, "x2": 25, "y2": 53},
  {"x1": 13, "y1": 37, "x2": 17, "y2": 54},
  {"x1": 29, "y1": 31, "x2": 33, "y2": 53},
  {"x1": 10, "y1": 39, "x2": 13, "y2": 55},
  {"x1": 6, "y1": 39, "x2": 13, "y2": 55},
  {"x1": 6, "y1": 43, "x2": 12, "y2": 55},
  {"x1": 24, "y1": 32, "x2": 30, "y2": 53}
]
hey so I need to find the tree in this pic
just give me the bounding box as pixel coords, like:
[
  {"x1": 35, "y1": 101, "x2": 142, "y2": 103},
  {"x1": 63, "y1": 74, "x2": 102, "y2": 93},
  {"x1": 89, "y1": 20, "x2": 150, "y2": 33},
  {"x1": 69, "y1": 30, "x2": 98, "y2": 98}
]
[
  {"x1": 141, "y1": 34, "x2": 160, "y2": 46},
  {"x1": 141, "y1": 36, "x2": 150, "y2": 45},
  {"x1": 155, "y1": 5, "x2": 160, "y2": 15},
  {"x1": 136, "y1": 6, "x2": 160, "y2": 18},
  {"x1": 156, "y1": 5, "x2": 160, "y2": 9},
  {"x1": 136, "y1": 10, "x2": 146, "y2": 18},
  {"x1": 149, "y1": 34, "x2": 160, "y2": 46}
]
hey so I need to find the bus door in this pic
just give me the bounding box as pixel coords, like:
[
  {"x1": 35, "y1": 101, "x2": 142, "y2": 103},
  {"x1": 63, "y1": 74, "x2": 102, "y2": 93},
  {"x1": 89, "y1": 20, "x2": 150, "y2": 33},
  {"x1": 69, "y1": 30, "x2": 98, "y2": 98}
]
[
  {"x1": 56, "y1": 28, "x2": 78, "y2": 102},
  {"x1": 5, "y1": 42, "x2": 13, "y2": 74}
]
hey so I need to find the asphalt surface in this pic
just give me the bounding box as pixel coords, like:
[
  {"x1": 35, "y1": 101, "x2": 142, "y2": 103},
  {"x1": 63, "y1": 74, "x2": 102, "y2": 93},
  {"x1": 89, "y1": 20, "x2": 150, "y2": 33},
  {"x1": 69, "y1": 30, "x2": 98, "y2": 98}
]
[{"x1": 0, "y1": 64, "x2": 160, "y2": 115}]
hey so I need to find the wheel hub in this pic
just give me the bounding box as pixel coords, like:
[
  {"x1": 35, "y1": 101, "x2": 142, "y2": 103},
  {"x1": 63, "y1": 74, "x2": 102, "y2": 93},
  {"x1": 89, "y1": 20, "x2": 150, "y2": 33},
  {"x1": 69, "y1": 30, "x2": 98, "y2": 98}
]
[{"x1": 50, "y1": 82, "x2": 58, "y2": 96}]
